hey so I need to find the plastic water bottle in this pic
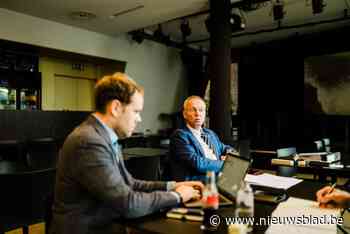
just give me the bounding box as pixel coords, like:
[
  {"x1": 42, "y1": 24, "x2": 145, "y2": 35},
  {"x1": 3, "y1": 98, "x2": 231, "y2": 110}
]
[
  {"x1": 235, "y1": 182, "x2": 254, "y2": 233},
  {"x1": 201, "y1": 171, "x2": 219, "y2": 231}
]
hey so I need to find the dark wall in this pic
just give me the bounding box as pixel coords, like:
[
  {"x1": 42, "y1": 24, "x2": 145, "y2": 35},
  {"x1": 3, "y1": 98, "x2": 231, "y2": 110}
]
[
  {"x1": 239, "y1": 41, "x2": 304, "y2": 148},
  {"x1": 180, "y1": 48, "x2": 208, "y2": 97},
  {"x1": 0, "y1": 110, "x2": 90, "y2": 142},
  {"x1": 237, "y1": 25, "x2": 350, "y2": 151},
  {"x1": 239, "y1": 45, "x2": 304, "y2": 114}
]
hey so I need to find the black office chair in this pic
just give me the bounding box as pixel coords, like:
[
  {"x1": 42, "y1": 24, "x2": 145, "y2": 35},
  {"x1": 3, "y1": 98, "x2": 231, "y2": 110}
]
[
  {"x1": 125, "y1": 156, "x2": 161, "y2": 181},
  {"x1": 276, "y1": 147, "x2": 297, "y2": 177},
  {"x1": 26, "y1": 137, "x2": 58, "y2": 169},
  {"x1": 0, "y1": 167, "x2": 56, "y2": 226},
  {"x1": 0, "y1": 140, "x2": 25, "y2": 163}
]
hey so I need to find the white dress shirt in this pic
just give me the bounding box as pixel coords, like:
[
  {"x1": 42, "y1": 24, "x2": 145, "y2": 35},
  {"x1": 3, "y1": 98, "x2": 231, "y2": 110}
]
[{"x1": 187, "y1": 124, "x2": 217, "y2": 161}]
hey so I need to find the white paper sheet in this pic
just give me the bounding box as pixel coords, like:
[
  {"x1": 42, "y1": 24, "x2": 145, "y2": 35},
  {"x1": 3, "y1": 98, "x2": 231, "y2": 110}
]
[
  {"x1": 244, "y1": 173, "x2": 302, "y2": 190},
  {"x1": 265, "y1": 197, "x2": 341, "y2": 234}
]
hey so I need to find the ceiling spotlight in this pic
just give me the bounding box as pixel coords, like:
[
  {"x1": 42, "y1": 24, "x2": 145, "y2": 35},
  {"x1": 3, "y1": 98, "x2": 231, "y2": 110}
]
[
  {"x1": 180, "y1": 19, "x2": 192, "y2": 38},
  {"x1": 273, "y1": 0, "x2": 285, "y2": 21},
  {"x1": 312, "y1": 0, "x2": 326, "y2": 14},
  {"x1": 130, "y1": 30, "x2": 144, "y2": 44},
  {"x1": 205, "y1": 14, "x2": 245, "y2": 33}
]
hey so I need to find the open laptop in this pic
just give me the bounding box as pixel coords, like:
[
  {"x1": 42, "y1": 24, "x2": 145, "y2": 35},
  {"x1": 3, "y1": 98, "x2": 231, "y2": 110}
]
[
  {"x1": 217, "y1": 155, "x2": 251, "y2": 201},
  {"x1": 185, "y1": 155, "x2": 251, "y2": 207}
]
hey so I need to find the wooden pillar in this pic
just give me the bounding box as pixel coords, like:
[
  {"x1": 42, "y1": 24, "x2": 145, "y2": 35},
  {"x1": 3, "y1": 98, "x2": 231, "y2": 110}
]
[{"x1": 208, "y1": 0, "x2": 232, "y2": 142}]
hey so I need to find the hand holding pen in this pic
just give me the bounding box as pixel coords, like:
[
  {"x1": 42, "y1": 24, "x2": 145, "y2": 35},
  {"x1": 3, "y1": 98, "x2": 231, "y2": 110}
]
[
  {"x1": 316, "y1": 183, "x2": 350, "y2": 208},
  {"x1": 328, "y1": 183, "x2": 336, "y2": 194}
]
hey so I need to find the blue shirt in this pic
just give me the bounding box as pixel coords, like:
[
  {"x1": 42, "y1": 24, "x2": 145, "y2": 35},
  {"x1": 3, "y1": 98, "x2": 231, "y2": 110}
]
[{"x1": 93, "y1": 114, "x2": 120, "y2": 162}]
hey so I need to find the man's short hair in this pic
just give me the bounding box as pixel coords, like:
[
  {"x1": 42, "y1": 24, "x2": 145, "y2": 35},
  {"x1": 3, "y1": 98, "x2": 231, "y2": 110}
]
[
  {"x1": 94, "y1": 72, "x2": 144, "y2": 113},
  {"x1": 183, "y1": 95, "x2": 205, "y2": 111}
]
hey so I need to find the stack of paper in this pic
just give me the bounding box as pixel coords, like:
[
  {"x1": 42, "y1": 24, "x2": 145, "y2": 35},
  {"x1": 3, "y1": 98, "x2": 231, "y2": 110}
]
[
  {"x1": 265, "y1": 197, "x2": 341, "y2": 234},
  {"x1": 245, "y1": 173, "x2": 302, "y2": 190}
]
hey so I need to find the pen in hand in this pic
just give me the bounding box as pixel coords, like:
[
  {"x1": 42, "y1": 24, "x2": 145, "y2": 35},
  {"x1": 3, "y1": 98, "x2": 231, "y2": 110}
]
[
  {"x1": 327, "y1": 183, "x2": 336, "y2": 195},
  {"x1": 321, "y1": 183, "x2": 337, "y2": 207},
  {"x1": 317, "y1": 182, "x2": 350, "y2": 208}
]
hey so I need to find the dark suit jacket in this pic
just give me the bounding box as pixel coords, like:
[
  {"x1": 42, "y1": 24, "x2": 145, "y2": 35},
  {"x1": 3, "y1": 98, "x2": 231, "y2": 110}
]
[
  {"x1": 50, "y1": 115, "x2": 178, "y2": 234},
  {"x1": 170, "y1": 126, "x2": 233, "y2": 181}
]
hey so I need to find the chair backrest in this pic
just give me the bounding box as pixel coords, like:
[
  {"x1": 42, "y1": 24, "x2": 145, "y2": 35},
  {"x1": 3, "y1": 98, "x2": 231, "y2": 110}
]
[
  {"x1": 0, "y1": 140, "x2": 24, "y2": 162},
  {"x1": 26, "y1": 138, "x2": 58, "y2": 168},
  {"x1": 123, "y1": 148, "x2": 169, "y2": 181},
  {"x1": 276, "y1": 147, "x2": 297, "y2": 177},
  {"x1": 0, "y1": 168, "x2": 56, "y2": 219}
]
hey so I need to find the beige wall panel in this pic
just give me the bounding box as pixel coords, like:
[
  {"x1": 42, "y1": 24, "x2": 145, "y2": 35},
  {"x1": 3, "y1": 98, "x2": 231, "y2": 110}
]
[
  {"x1": 54, "y1": 76, "x2": 77, "y2": 111},
  {"x1": 77, "y1": 79, "x2": 95, "y2": 111}
]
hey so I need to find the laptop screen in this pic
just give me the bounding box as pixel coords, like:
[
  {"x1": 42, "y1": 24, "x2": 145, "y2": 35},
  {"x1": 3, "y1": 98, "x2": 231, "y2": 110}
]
[{"x1": 217, "y1": 155, "x2": 251, "y2": 198}]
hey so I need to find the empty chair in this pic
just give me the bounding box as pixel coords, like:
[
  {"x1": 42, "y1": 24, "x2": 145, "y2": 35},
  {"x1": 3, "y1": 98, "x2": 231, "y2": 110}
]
[
  {"x1": 0, "y1": 168, "x2": 56, "y2": 227},
  {"x1": 125, "y1": 156, "x2": 161, "y2": 181},
  {"x1": 123, "y1": 148, "x2": 167, "y2": 181},
  {"x1": 276, "y1": 147, "x2": 297, "y2": 177},
  {"x1": 26, "y1": 138, "x2": 58, "y2": 169},
  {"x1": 0, "y1": 140, "x2": 25, "y2": 163}
]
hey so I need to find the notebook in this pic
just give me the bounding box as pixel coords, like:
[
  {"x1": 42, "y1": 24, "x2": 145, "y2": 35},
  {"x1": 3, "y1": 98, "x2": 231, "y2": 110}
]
[{"x1": 184, "y1": 155, "x2": 251, "y2": 207}]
